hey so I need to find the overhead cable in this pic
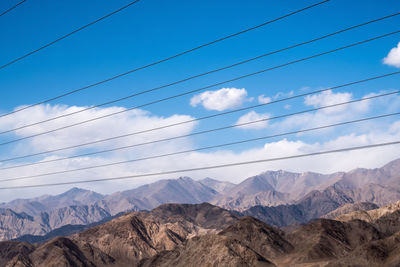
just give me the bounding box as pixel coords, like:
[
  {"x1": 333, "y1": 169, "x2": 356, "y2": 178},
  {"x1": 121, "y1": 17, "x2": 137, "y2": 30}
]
[
  {"x1": 1, "y1": 29, "x2": 399, "y2": 147},
  {"x1": 1, "y1": 10, "x2": 399, "y2": 134},
  {"x1": 1, "y1": 140, "x2": 399, "y2": 189},
  {"x1": 0, "y1": 0, "x2": 328, "y2": 116}
]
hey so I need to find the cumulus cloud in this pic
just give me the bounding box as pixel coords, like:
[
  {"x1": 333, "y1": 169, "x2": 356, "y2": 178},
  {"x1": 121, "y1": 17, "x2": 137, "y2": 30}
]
[
  {"x1": 235, "y1": 111, "x2": 270, "y2": 129},
  {"x1": 383, "y1": 41, "x2": 400, "y2": 68},
  {"x1": 0, "y1": 91, "x2": 400, "y2": 202},
  {"x1": 258, "y1": 94, "x2": 271, "y2": 104},
  {"x1": 0, "y1": 104, "x2": 197, "y2": 155},
  {"x1": 190, "y1": 88, "x2": 250, "y2": 111},
  {"x1": 304, "y1": 90, "x2": 351, "y2": 113},
  {"x1": 266, "y1": 89, "x2": 399, "y2": 139}
]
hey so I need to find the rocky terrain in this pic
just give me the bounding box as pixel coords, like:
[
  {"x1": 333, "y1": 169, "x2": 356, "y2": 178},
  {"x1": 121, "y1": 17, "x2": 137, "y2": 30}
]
[
  {"x1": 1, "y1": 201, "x2": 400, "y2": 266},
  {"x1": 1, "y1": 158, "x2": 400, "y2": 241}
]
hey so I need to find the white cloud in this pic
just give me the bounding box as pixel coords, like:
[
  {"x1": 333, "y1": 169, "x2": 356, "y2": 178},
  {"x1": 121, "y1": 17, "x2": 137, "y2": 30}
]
[
  {"x1": 190, "y1": 88, "x2": 250, "y2": 111},
  {"x1": 0, "y1": 104, "x2": 197, "y2": 156},
  {"x1": 304, "y1": 89, "x2": 369, "y2": 115},
  {"x1": 383, "y1": 41, "x2": 400, "y2": 68},
  {"x1": 0, "y1": 91, "x2": 400, "y2": 202},
  {"x1": 304, "y1": 90, "x2": 352, "y2": 114},
  {"x1": 235, "y1": 111, "x2": 270, "y2": 129},
  {"x1": 258, "y1": 94, "x2": 271, "y2": 104},
  {"x1": 265, "y1": 89, "x2": 396, "y2": 139}
]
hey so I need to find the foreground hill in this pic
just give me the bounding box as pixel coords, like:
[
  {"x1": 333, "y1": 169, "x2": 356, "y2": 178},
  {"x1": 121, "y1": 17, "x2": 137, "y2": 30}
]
[
  {"x1": 1, "y1": 202, "x2": 400, "y2": 266},
  {"x1": 0, "y1": 203, "x2": 240, "y2": 266}
]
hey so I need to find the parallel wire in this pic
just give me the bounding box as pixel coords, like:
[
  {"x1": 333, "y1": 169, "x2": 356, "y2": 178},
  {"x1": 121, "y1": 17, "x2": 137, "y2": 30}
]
[
  {"x1": 1, "y1": 29, "x2": 399, "y2": 147},
  {"x1": 0, "y1": 0, "x2": 140, "y2": 70},
  {"x1": 1, "y1": 71, "x2": 399, "y2": 165},
  {"x1": 1, "y1": 112, "x2": 399, "y2": 182},
  {"x1": 0, "y1": 0, "x2": 328, "y2": 117},
  {"x1": 0, "y1": 0, "x2": 26, "y2": 17},
  {"x1": 2, "y1": 10, "x2": 399, "y2": 135},
  {"x1": 1, "y1": 140, "x2": 399, "y2": 189},
  {"x1": 1, "y1": 90, "x2": 398, "y2": 171}
]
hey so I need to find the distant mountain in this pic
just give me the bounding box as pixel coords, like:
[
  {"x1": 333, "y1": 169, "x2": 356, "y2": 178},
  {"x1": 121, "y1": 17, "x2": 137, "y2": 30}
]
[
  {"x1": 242, "y1": 183, "x2": 353, "y2": 227},
  {"x1": 0, "y1": 177, "x2": 227, "y2": 241},
  {"x1": 212, "y1": 170, "x2": 343, "y2": 210},
  {"x1": 0, "y1": 204, "x2": 110, "y2": 241},
  {"x1": 3, "y1": 202, "x2": 399, "y2": 266},
  {"x1": 198, "y1": 177, "x2": 235, "y2": 193},
  {"x1": 240, "y1": 159, "x2": 400, "y2": 227},
  {"x1": 2, "y1": 157, "x2": 400, "y2": 242},
  {"x1": 0, "y1": 187, "x2": 104, "y2": 216},
  {"x1": 100, "y1": 176, "x2": 220, "y2": 215},
  {"x1": 15, "y1": 211, "x2": 127, "y2": 244},
  {"x1": 0, "y1": 208, "x2": 49, "y2": 241}
]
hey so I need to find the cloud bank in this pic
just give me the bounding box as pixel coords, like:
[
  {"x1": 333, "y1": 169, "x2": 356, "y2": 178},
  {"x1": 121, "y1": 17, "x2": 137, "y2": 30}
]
[{"x1": 0, "y1": 88, "x2": 399, "y2": 202}]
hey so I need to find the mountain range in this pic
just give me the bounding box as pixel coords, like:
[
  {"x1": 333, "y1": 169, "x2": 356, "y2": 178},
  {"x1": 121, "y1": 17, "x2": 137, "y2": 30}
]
[
  {"x1": 1, "y1": 158, "x2": 400, "y2": 241},
  {"x1": 1, "y1": 201, "x2": 400, "y2": 266}
]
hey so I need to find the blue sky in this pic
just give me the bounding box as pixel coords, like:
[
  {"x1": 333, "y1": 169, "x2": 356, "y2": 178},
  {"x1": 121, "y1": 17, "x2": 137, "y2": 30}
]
[{"x1": 0, "y1": 0, "x2": 400, "y2": 201}]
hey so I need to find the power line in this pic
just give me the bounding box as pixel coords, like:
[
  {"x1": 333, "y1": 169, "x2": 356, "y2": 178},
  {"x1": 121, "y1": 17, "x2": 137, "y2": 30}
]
[
  {"x1": 1, "y1": 140, "x2": 399, "y2": 190},
  {"x1": 0, "y1": 0, "x2": 329, "y2": 118},
  {"x1": 2, "y1": 10, "x2": 399, "y2": 135},
  {"x1": 0, "y1": 71, "x2": 399, "y2": 165},
  {"x1": 1, "y1": 90, "x2": 398, "y2": 170},
  {"x1": 0, "y1": 0, "x2": 26, "y2": 17},
  {"x1": 1, "y1": 30, "x2": 399, "y2": 147},
  {"x1": 0, "y1": 0, "x2": 140, "y2": 71},
  {"x1": 1, "y1": 112, "x2": 398, "y2": 183}
]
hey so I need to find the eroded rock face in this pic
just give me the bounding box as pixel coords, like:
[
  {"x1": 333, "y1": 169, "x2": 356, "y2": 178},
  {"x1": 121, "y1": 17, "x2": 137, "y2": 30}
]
[
  {"x1": 3, "y1": 202, "x2": 400, "y2": 267},
  {"x1": 322, "y1": 202, "x2": 379, "y2": 219}
]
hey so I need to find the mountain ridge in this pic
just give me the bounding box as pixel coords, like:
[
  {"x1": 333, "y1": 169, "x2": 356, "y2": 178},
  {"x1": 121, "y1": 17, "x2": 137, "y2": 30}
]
[
  {"x1": 1, "y1": 158, "x2": 400, "y2": 241},
  {"x1": 2, "y1": 202, "x2": 400, "y2": 266}
]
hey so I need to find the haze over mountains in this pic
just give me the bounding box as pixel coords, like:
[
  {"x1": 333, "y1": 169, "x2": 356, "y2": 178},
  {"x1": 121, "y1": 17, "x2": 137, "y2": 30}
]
[{"x1": 1, "y1": 158, "x2": 400, "y2": 241}]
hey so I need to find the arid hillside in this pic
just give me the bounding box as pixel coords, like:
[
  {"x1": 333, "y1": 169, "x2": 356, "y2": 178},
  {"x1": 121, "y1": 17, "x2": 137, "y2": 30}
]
[{"x1": 1, "y1": 201, "x2": 400, "y2": 266}]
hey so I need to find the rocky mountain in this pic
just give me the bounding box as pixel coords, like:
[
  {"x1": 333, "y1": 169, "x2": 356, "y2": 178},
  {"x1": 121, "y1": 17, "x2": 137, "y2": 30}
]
[
  {"x1": 141, "y1": 216, "x2": 291, "y2": 267},
  {"x1": 241, "y1": 183, "x2": 354, "y2": 227},
  {"x1": 212, "y1": 170, "x2": 344, "y2": 210},
  {"x1": 0, "y1": 187, "x2": 104, "y2": 216},
  {"x1": 0, "y1": 208, "x2": 49, "y2": 241},
  {"x1": 334, "y1": 201, "x2": 400, "y2": 236},
  {"x1": 1, "y1": 202, "x2": 400, "y2": 266},
  {"x1": 239, "y1": 159, "x2": 400, "y2": 227},
  {"x1": 15, "y1": 212, "x2": 126, "y2": 244},
  {"x1": 211, "y1": 158, "x2": 400, "y2": 212},
  {"x1": 211, "y1": 171, "x2": 343, "y2": 210},
  {"x1": 322, "y1": 202, "x2": 379, "y2": 219},
  {"x1": 199, "y1": 177, "x2": 235, "y2": 193},
  {"x1": 0, "y1": 203, "x2": 241, "y2": 266},
  {"x1": 0, "y1": 204, "x2": 111, "y2": 241},
  {"x1": 0, "y1": 177, "x2": 232, "y2": 241},
  {"x1": 100, "y1": 176, "x2": 220, "y2": 215},
  {"x1": 2, "y1": 157, "x2": 400, "y2": 242}
]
